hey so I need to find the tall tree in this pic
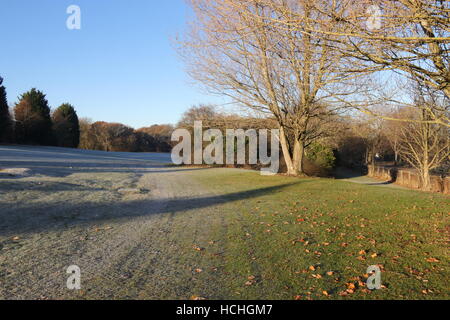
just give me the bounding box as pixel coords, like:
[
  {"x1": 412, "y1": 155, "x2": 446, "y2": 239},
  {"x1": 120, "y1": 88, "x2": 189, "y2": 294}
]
[
  {"x1": 52, "y1": 103, "x2": 80, "y2": 148},
  {"x1": 272, "y1": 0, "x2": 450, "y2": 127},
  {"x1": 0, "y1": 77, "x2": 13, "y2": 143},
  {"x1": 14, "y1": 88, "x2": 53, "y2": 145},
  {"x1": 180, "y1": 0, "x2": 364, "y2": 175}
]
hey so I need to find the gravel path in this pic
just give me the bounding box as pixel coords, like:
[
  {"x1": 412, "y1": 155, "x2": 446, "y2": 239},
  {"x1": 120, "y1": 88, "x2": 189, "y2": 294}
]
[
  {"x1": 333, "y1": 167, "x2": 407, "y2": 189},
  {"x1": 0, "y1": 146, "x2": 233, "y2": 299}
]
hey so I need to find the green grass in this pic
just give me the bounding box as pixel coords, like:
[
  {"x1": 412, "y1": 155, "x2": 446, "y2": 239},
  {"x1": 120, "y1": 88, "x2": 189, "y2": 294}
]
[{"x1": 185, "y1": 170, "x2": 449, "y2": 300}]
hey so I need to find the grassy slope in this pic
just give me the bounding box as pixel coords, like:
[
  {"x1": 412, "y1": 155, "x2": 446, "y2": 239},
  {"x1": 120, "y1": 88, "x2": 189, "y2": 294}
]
[{"x1": 182, "y1": 170, "x2": 449, "y2": 300}]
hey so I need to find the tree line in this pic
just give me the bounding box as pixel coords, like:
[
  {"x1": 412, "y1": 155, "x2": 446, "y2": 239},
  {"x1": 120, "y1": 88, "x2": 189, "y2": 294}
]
[{"x1": 0, "y1": 76, "x2": 172, "y2": 152}]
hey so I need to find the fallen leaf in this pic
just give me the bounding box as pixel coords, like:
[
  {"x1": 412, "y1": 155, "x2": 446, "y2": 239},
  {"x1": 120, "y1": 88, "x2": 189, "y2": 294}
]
[{"x1": 346, "y1": 283, "x2": 356, "y2": 290}]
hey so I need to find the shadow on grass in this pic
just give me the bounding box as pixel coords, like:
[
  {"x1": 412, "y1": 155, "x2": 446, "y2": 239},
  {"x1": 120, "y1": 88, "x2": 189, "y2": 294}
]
[
  {"x1": 0, "y1": 160, "x2": 213, "y2": 178},
  {"x1": 0, "y1": 182, "x2": 301, "y2": 237}
]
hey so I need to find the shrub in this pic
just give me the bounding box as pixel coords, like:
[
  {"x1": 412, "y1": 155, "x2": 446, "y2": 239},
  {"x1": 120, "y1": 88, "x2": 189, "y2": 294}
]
[{"x1": 306, "y1": 143, "x2": 336, "y2": 170}]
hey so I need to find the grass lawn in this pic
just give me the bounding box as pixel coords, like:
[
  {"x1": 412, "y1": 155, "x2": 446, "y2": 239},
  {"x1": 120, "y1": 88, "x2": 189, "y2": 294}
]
[{"x1": 182, "y1": 170, "x2": 449, "y2": 300}]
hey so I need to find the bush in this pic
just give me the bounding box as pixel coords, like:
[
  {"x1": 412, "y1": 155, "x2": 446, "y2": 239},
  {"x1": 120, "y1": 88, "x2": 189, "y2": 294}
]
[{"x1": 306, "y1": 143, "x2": 336, "y2": 170}]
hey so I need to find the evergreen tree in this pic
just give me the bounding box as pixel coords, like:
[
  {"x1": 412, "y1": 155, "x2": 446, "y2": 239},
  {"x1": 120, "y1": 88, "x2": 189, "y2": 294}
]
[
  {"x1": 52, "y1": 103, "x2": 80, "y2": 148},
  {"x1": 0, "y1": 77, "x2": 13, "y2": 143},
  {"x1": 14, "y1": 88, "x2": 52, "y2": 145}
]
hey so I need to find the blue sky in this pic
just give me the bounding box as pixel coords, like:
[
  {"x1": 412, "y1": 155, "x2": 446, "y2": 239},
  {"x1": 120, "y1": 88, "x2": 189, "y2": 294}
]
[{"x1": 0, "y1": 0, "x2": 225, "y2": 128}]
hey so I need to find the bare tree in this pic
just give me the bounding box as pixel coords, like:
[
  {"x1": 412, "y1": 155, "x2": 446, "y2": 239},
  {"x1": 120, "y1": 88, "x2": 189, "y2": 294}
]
[
  {"x1": 269, "y1": 0, "x2": 450, "y2": 126},
  {"x1": 179, "y1": 0, "x2": 365, "y2": 175},
  {"x1": 398, "y1": 105, "x2": 449, "y2": 190},
  {"x1": 78, "y1": 117, "x2": 94, "y2": 150}
]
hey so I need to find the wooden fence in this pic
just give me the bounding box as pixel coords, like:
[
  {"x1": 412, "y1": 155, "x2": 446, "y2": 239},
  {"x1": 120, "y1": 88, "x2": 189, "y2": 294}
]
[{"x1": 368, "y1": 165, "x2": 450, "y2": 194}]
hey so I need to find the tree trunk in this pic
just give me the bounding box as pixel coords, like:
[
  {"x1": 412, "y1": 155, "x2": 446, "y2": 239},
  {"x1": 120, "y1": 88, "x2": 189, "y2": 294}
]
[
  {"x1": 279, "y1": 126, "x2": 306, "y2": 176},
  {"x1": 292, "y1": 139, "x2": 305, "y2": 175},
  {"x1": 279, "y1": 126, "x2": 296, "y2": 175},
  {"x1": 421, "y1": 166, "x2": 432, "y2": 191}
]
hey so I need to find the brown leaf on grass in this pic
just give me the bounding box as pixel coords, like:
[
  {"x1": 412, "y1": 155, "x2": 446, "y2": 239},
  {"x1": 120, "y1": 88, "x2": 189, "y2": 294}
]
[
  {"x1": 12, "y1": 236, "x2": 20, "y2": 241},
  {"x1": 309, "y1": 266, "x2": 316, "y2": 271},
  {"x1": 194, "y1": 268, "x2": 203, "y2": 273},
  {"x1": 190, "y1": 296, "x2": 207, "y2": 300},
  {"x1": 322, "y1": 291, "x2": 329, "y2": 296},
  {"x1": 193, "y1": 246, "x2": 204, "y2": 251},
  {"x1": 426, "y1": 257, "x2": 440, "y2": 263},
  {"x1": 294, "y1": 295, "x2": 302, "y2": 300},
  {"x1": 248, "y1": 275, "x2": 256, "y2": 281},
  {"x1": 326, "y1": 271, "x2": 334, "y2": 276},
  {"x1": 245, "y1": 281, "x2": 254, "y2": 286},
  {"x1": 346, "y1": 283, "x2": 356, "y2": 290},
  {"x1": 357, "y1": 256, "x2": 366, "y2": 261}
]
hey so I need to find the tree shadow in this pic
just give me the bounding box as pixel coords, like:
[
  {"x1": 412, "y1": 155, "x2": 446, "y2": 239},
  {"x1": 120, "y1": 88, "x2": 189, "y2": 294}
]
[
  {"x1": 0, "y1": 182, "x2": 299, "y2": 237},
  {"x1": 0, "y1": 180, "x2": 107, "y2": 192},
  {"x1": 0, "y1": 160, "x2": 212, "y2": 178}
]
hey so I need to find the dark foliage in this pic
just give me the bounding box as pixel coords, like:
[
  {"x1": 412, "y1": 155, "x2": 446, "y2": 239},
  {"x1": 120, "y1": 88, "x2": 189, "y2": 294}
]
[
  {"x1": 52, "y1": 103, "x2": 80, "y2": 148},
  {"x1": 0, "y1": 77, "x2": 13, "y2": 143},
  {"x1": 14, "y1": 88, "x2": 52, "y2": 145}
]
